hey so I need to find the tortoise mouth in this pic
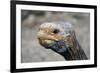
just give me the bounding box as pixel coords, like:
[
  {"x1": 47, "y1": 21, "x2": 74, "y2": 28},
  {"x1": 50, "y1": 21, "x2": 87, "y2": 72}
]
[
  {"x1": 38, "y1": 38, "x2": 68, "y2": 53},
  {"x1": 47, "y1": 41, "x2": 68, "y2": 53}
]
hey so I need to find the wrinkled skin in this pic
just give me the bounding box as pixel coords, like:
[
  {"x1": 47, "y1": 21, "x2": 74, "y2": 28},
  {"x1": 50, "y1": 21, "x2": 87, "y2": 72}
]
[
  {"x1": 37, "y1": 22, "x2": 88, "y2": 60},
  {"x1": 47, "y1": 41, "x2": 67, "y2": 53},
  {"x1": 44, "y1": 40, "x2": 73, "y2": 60}
]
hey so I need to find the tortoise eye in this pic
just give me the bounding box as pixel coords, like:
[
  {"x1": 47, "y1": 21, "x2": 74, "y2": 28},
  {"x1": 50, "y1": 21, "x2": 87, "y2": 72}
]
[{"x1": 53, "y1": 29, "x2": 59, "y2": 34}]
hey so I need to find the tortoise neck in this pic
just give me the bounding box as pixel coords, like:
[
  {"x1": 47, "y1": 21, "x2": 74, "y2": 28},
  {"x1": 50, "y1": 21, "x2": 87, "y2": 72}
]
[{"x1": 61, "y1": 42, "x2": 88, "y2": 60}]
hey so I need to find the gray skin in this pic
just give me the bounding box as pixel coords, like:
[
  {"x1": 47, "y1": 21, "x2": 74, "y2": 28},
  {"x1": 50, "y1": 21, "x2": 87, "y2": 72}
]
[{"x1": 37, "y1": 22, "x2": 88, "y2": 60}]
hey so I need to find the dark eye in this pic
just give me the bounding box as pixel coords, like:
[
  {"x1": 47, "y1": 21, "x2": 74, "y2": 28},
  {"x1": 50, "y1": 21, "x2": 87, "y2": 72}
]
[{"x1": 53, "y1": 29, "x2": 59, "y2": 34}]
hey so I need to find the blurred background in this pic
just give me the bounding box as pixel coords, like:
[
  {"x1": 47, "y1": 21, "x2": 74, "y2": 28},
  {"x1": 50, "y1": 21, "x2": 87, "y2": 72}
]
[{"x1": 21, "y1": 10, "x2": 90, "y2": 63}]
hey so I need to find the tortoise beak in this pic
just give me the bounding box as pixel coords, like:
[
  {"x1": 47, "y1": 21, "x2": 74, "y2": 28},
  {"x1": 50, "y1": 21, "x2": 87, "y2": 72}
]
[{"x1": 37, "y1": 31, "x2": 55, "y2": 48}]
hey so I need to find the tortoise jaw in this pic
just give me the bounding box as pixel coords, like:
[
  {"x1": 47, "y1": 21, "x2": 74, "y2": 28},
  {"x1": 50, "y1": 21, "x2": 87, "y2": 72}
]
[
  {"x1": 39, "y1": 39, "x2": 68, "y2": 53},
  {"x1": 38, "y1": 38, "x2": 56, "y2": 48}
]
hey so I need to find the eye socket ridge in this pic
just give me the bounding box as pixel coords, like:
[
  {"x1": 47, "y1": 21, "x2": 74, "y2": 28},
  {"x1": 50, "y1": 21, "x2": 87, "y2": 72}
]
[{"x1": 53, "y1": 29, "x2": 59, "y2": 34}]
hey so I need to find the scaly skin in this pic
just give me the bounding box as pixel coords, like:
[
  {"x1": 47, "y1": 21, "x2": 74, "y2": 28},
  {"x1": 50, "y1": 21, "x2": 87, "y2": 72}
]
[{"x1": 37, "y1": 22, "x2": 88, "y2": 60}]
